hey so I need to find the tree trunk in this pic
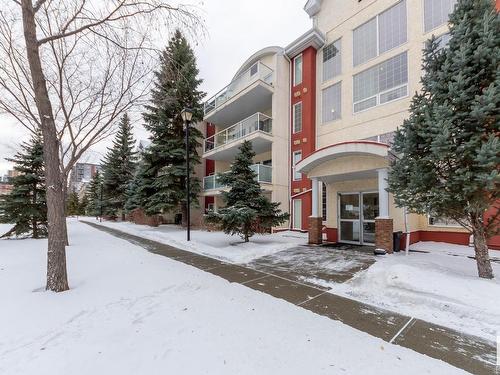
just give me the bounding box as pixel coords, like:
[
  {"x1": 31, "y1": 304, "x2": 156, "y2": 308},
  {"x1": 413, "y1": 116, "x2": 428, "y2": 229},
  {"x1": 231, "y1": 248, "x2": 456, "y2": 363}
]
[
  {"x1": 472, "y1": 224, "x2": 494, "y2": 279},
  {"x1": 21, "y1": 0, "x2": 69, "y2": 292}
]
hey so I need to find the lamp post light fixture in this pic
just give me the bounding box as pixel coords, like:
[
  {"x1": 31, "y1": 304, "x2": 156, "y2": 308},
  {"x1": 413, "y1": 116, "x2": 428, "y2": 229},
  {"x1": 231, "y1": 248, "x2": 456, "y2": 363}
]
[{"x1": 181, "y1": 108, "x2": 193, "y2": 241}]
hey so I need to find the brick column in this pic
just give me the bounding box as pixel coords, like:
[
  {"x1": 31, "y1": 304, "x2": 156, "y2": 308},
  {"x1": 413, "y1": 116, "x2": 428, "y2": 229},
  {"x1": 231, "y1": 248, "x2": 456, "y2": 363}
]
[
  {"x1": 309, "y1": 216, "x2": 323, "y2": 245},
  {"x1": 375, "y1": 218, "x2": 393, "y2": 253}
]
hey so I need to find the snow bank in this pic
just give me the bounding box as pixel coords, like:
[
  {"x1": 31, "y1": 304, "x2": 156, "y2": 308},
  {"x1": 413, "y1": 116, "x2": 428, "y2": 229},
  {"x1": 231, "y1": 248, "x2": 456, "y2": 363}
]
[
  {"x1": 330, "y1": 243, "x2": 500, "y2": 341},
  {"x1": 83, "y1": 219, "x2": 307, "y2": 264},
  {"x1": 0, "y1": 220, "x2": 466, "y2": 374}
]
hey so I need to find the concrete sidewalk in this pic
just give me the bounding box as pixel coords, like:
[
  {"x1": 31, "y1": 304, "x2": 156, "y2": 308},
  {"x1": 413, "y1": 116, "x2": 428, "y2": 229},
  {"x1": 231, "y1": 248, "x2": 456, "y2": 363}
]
[{"x1": 82, "y1": 221, "x2": 497, "y2": 375}]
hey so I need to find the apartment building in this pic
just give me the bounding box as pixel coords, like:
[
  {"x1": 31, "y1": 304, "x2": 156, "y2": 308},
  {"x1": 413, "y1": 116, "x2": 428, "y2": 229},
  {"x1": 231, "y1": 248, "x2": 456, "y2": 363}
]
[
  {"x1": 68, "y1": 163, "x2": 101, "y2": 198},
  {"x1": 202, "y1": 0, "x2": 500, "y2": 251}
]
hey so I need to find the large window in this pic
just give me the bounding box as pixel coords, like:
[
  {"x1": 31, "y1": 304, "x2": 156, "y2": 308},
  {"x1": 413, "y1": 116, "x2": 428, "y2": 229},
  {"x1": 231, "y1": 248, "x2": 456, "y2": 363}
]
[
  {"x1": 322, "y1": 82, "x2": 341, "y2": 123},
  {"x1": 293, "y1": 151, "x2": 302, "y2": 180},
  {"x1": 424, "y1": 0, "x2": 456, "y2": 32},
  {"x1": 293, "y1": 54, "x2": 303, "y2": 86},
  {"x1": 353, "y1": 51, "x2": 408, "y2": 113},
  {"x1": 323, "y1": 39, "x2": 341, "y2": 81},
  {"x1": 353, "y1": 0, "x2": 407, "y2": 66},
  {"x1": 428, "y1": 216, "x2": 460, "y2": 227},
  {"x1": 293, "y1": 102, "x2": 303, "y2": 133}
]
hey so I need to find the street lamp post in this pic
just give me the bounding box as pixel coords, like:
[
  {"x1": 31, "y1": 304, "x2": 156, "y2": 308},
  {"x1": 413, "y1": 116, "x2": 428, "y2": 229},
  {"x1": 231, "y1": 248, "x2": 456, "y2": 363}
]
[{"x1": 181, "y1": 108, "x2": 193, "y2": 241}]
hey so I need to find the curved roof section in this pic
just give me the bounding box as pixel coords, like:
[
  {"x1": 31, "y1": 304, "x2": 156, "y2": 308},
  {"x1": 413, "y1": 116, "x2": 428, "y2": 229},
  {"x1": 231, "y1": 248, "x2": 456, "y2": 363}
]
[
  {"x1": 231, "y1": 46, "x2": 283, "y2": 81},
  {"x1": 296, "y1": 141, "x2": 391, "y2": 174}
]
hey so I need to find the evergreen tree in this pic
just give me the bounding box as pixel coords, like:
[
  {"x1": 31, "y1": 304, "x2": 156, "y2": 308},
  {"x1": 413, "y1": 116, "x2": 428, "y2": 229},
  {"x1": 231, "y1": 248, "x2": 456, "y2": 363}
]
[
  {"x1": 66, "y1": 191, "x2": 80, "y2": 216},
  {"x1": 136, "y1": 30, "x2": 205, "y2": 220},
  {"x1": 86, "y1": 170, "x2": 104, "y2": 218},
  {"x1": 0, "y1": 133, "x2": 47, "y2": 238},
  {"x1": 101, "y1": 113, "x2": 137, "y2": 220},
  {"x1": 388, "y1": 0, "x2": 499, "y2": 279},
  {"x1": 79, "y1": 193, "x2": 89, "y2": 216},
  {"x1": 205, "y1": 141, "x2": 289, "y2": 242}
]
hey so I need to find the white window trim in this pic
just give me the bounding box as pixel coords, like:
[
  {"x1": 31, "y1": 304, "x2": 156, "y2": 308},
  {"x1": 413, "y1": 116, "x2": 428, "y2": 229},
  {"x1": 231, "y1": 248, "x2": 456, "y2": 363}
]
[
  {"x1": 353, "y1": 82, "x2": 409, "y2": 114},
  {"x1": 292, "y1": 151, "x2": 302, "y2": 181},
  {"x1": 293, "y1": 199, "x2": 302, "y2": 230},
  {"x1": 293, "y1": 54, "x2": 303, "y2": 86},
  {"x1": 352, "y1": 0, "x2": 408, "y2": 68},
  {"x1": 293, "y1": 101, "x2": 303, "y2": 134}
]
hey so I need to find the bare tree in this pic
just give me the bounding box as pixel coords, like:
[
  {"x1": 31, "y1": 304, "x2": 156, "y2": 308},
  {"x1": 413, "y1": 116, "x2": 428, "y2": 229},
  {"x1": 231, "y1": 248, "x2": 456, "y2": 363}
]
[{"x1": 0, "y1": 0, "x2": 202, "y2": 292}]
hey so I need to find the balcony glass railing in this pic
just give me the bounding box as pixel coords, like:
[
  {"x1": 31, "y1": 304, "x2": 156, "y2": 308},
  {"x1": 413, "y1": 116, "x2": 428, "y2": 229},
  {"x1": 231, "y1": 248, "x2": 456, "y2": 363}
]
[
  {"x1": 203, "y1": 164, "x2": 272, "y2": 191},
  {"x1": 204, "y1": 113, "x2": 272, "y2": 153},
  {"x1": 204, "y1": 61, "x2": 274, "y2": 115}
]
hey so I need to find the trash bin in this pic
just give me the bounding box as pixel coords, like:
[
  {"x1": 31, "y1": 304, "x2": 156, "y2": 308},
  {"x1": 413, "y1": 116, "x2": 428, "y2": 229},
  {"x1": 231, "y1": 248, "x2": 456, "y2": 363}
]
[
  {"x1": 393, "y1": 231, "x2": 403, "y2": 252},
  {"x1": 174, "y1": 213, "x2": 182, "y2": 225}
]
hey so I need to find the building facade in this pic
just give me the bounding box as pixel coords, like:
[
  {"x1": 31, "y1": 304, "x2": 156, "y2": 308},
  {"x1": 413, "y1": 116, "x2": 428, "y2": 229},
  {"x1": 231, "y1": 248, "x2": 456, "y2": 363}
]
[
  {"x1": 201, "y1": 0, "x2": 500, "y2": 251},
  {"x1": 68, "y1": 163, "x2": 101, "y2": 198}
]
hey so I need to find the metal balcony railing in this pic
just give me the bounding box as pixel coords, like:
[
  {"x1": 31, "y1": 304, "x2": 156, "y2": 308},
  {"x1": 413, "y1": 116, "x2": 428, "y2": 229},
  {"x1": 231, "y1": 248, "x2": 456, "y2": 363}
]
[
  {"x1": 204, "y1": 113, "x2": 272, "y2": 153},
  {"x1": 203, "y1": 164, "x2": 272, "y2": 191},
  {"x1": 204, "y1": 61, "x2": 274, "y2": 115}
]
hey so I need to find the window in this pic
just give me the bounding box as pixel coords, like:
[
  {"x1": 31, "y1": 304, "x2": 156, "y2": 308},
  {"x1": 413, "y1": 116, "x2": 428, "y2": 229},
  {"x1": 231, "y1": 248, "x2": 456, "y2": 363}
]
[
  {"x1": 293, "y1": 199, "x2": 302, "y2": 229},
  {"x1": 293, "y1": 151, "x2": 302, "y2": 180},
  {"x1": 323, "y1": 39, "x2": 341, "y2": 81},
  {"x1": 353, "y1": 0, "x2": 407, "y2": 66},
  {"x1": 322, "y1": 82, "x2": 341, "y2": 123},
  {"x1": 424, "y1": 0, "x2": 456, "y2": 32},
  {"x1": 322, "y1": 183, "x2": 327, "y2": 221},
  {"x1": 293, "y1": 102, "x2": 303, "y2": 133},
  {"x1": 293, "y1": 54, "x2": 303, "y2": 86},
  {"x1": 353, "y1": 51, "x2": 408, "y2": 112},
  {"x1": 436, "y1": 32, "x2": 451, "y2": 50},
  {"x1": 207, "y1": 203, "x2": 215, "y2": 212},
  {"x1": 428, "y1": 216, "x2": 460, "y2": 227}
]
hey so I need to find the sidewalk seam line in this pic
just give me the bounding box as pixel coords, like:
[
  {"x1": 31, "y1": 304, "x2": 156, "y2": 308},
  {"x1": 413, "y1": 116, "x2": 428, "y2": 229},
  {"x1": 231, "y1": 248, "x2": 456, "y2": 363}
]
[
  {"x1": 296, "y1": 290, "x2": 330, "y2": 306},
  {"x1": 389, "y1": 317, "x2": 414, "y2": 344},
  {"x1": 241, "y1": 275, "x2": 270, "y2": 285}
]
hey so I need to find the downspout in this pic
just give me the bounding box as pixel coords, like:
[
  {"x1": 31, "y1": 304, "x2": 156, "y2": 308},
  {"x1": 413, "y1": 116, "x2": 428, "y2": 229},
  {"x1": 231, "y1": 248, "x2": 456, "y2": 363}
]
[
  {"x1": 404, "y1": 206, "x2": 410, "y2": 256},
  {"x1": 283, "y1": 51, "x2": 293, "y2": 230}
]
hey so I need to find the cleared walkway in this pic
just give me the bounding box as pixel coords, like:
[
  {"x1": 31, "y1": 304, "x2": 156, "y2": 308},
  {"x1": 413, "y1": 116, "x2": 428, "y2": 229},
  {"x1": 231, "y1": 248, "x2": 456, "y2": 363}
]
[{"x1": 82, "y1": 221, "x2": 497, "y2": 375}]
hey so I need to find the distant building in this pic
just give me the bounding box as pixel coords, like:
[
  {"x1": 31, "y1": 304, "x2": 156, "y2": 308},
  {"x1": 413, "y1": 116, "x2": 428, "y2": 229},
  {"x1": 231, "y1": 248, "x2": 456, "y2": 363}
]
[
  {"x1": 68, "y1": 163, "x2": 101, "y2": 198},
  {"x1": 0, "y1": 182, "x2": 13, "y2": 195}
]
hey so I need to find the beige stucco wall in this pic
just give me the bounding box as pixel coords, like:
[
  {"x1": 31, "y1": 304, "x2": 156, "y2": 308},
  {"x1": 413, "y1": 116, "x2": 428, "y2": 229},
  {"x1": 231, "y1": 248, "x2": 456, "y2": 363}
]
[{"x1": 314, "y1": 0, "x2": 451, "y2": 148}]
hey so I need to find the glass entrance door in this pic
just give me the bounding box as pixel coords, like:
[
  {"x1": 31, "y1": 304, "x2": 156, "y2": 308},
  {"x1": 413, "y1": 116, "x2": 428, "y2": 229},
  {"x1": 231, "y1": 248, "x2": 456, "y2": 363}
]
[
  {"x1": 339, "y1": 193, "x2": 361, "y2": 244},
  {"x1": 361, "y1": 192, "x2": 379, "y2": 245},
  {"x1": 338, "y1": 192, "x2": 379, "y2": 245}
]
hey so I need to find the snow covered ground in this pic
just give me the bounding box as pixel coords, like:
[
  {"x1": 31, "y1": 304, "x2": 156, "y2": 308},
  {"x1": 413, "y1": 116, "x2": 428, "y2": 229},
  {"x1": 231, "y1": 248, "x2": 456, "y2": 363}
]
[
  {"x1": 330, "y1": 243, "x2": 500, "y2": 341},
  {"x1": 0, "y1": 219, "x2": 467, "y2": 374},
  {"x1": 81, "y1": 218, "x2": 307, "y2": 264}
]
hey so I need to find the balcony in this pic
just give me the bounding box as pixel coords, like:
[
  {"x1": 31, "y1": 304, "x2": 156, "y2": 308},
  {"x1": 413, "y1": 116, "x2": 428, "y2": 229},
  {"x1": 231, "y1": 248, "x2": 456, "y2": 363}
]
[
  {"x1": 203, "y1": 113, "x2": 273, "y2": 160},
  {"x1": 203, "y1": 164, "x2": 272, "y2": 192},
  {"x1": 204, "y1": 61, "x2": 274, "y2": 125}
]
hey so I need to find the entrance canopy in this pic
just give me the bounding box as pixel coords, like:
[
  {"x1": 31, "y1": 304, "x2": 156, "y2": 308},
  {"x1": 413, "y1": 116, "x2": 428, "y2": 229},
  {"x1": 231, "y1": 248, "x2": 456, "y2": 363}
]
[{"x1": 295, "y1": 141, "x2": 392, "y2": 183}]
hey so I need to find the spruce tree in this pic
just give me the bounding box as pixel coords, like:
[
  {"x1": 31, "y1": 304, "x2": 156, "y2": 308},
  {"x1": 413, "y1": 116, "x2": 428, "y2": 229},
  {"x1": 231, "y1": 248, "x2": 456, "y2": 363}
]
[
  {"x1": 137, "y1": 30, "x2": 205, "y2": 220},
  {"x1": 66, "y1": 191, "x2": 80, "y2": 216},
  {"x1": 79, "y1": 193, "x2": 89, "y2": 216},
  {"x1": 86, "y1": 170, "x2": 104, "y2": 218},
  {"x1": 205, "y1": 141, "x2": 289, "y2": 242},
  {"x1": 388, "y1": 0, "x2": 499, "y2": 279},
  {"x1": 0, "y1": 133, "x2": 47, "y2": 238},
  {"x1": 102, "y1": 113, "x2": 137, "y2": 220}
]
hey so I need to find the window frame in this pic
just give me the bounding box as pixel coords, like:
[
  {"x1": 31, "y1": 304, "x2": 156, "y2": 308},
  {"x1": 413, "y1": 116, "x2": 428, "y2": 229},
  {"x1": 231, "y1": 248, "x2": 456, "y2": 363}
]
[
  {"x1": 322, "y1": 182, "x2": 328, "y2": 222},
  {"x1": 292, "y1": 101, "x2": 303, "y2": 134},
  {"x1": 422, "y1": 0, "x2": 457, "y2": 34},
  {"x1": 428, "y1": 215, "x2": 462, "y2": 228},
  {"x1": 292, "y1": 150, "x2": 302, "y2": 181},
  {"x1": 321, "y1": 81, "x2": 342, "y2": 124},
  {"x1": 352, "y1": 0, "x2": 408, "y2": 67},
  {"x1": 293, "y1": 54, "x2": 303, "y2": 86},
  {"x1": 322, "y1": 38, "x2": 342, "y2": 82},
  {"x1": 352, "y1": 51, "x2": 409, "y2": 114}
]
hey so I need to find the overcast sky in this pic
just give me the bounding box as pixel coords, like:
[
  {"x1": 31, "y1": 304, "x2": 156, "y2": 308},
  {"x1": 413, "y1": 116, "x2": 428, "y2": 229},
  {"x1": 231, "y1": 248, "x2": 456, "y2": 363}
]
[{"x1": 0, "y1": 0, "x2": 311, "y2": 175}]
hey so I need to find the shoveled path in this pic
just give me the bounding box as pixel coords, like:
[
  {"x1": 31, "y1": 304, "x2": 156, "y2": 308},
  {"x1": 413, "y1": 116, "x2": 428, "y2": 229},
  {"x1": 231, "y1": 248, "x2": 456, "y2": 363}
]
[{"x1": 82, "y1": 221, "x2": 497, "y2": 375}]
